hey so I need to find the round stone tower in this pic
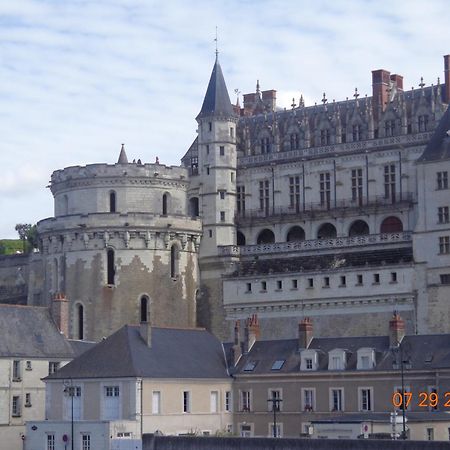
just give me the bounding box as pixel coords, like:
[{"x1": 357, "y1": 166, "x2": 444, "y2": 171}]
[{"x1": 36, "y1": 147, "x2": 202, "y2": 341}]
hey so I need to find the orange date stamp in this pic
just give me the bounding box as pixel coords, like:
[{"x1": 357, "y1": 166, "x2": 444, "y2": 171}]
[{"x1": 392, "y1": 392, "x2": 450, "y2": 409}]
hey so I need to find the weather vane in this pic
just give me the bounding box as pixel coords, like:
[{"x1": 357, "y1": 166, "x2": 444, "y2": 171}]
[{"x1": 214, "y1": 26, "x2": 218, "y2": 58}]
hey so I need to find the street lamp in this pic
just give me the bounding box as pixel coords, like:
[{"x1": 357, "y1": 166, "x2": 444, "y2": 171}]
[
  {"x1": 63, "y1": 379, "x2": 74, "y2": 450},
  {"x1": 391, "y1": 342, "x2": 411, "y2": 440},
  {"x1": 267, "y1": 394, "x2": 283, "y2": 438}
]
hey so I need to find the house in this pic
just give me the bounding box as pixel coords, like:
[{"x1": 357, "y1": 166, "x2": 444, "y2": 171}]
[
  {"x1": 0, "y1": 297, "x2": 92, "y2": 450},
  {"x1": 230, "y1": 314, "x2": 450, "y2": 441},
  {"x1": 26, "y1": 321, "x2": 233, "y2": 450}
]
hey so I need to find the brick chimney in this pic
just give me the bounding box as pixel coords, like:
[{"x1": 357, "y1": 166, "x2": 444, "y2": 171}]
[
  {"x1": 262, "y1": 89, "x2": 277, "y2": 111},
  {"x1": 298, "y1": 317, "x2": 313, "y2": 349},
  {"x1": 372, "y1": 69, "x2": 391, "y2": 117},
  {"x1": 231, "y1": 320, "x2": 242, "y2": 366},
  {"x1": 389, "y1": 312, "x2": 405, "y2": 347},
  {"x1": 444, "y1": 55, "x2": 450, "y2": 104},
  {"x1": 243, "y1": 93, "x2": 257, "y2": 116},
  {"x1": 51, "y1": 292, "x2": 69, "y2": 338},
  {"x1": 390, "y1": 74, "x2": 403, "y2": 92},
  {"x1": 244, "y1": 314, "x2": 260, "y2": 353}
]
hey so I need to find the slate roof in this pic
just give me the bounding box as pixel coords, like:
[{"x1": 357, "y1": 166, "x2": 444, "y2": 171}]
[
  {"x1": 0, "y1": 305, "x2": 75, "y2": 359},
  {"x1": 418, "y1": 105, "x2": 450, "y2": 162},
  {"x1": 233, "y1": 334, "x2": 450, "y2": 375},
  {"x1": 231, "y1": 247, "x2": 413, "y2": 277},
  {"x1": 197, "y1": 57, "x2": 235, "y2": 120},
  {"x1": 117, "y1": 144, "x2": 129, "y2": 164},
  {"x1": 46, "y1": 325, "x2": 230, "y2": 380}
]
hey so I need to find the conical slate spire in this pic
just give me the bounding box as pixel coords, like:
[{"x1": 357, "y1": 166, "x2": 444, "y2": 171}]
[
  {"x1": 197, "y1": 57, "x2": 235, "y2": 120},
  {"x1": 117, "y1": 143, "x2": 128, "y2": 164},
  {"x1": 418, "y1": 106, "x2": 450, "y2": 162}
]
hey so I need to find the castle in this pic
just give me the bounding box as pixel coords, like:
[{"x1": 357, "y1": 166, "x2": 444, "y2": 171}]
[{"x1": 1, "y1": 53, "x2": 450, "y2": 342}]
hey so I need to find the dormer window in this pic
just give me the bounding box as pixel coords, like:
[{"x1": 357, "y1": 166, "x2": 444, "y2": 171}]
[
  {"x1": 300, "y1": 349, "x2": 318, "y2": 371},
  {"x1": 328, "y1": 349, "x2": 346, "y2": 370},
  {"x1": 357, "y1": 348, "x2": 376, "y2": 370}
]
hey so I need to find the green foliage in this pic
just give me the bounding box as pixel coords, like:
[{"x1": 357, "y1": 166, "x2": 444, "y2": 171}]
[
  {"x1": 14, "y1": 223, "x2": 38, "y2": 253},
  {"x1": 0, "y1": 239, "x2": 23, "y2": 255}
]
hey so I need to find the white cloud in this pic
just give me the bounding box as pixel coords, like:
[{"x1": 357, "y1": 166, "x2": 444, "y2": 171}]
[{"x1": 0, "y1": 0, "x2": 448, "y2": 237}]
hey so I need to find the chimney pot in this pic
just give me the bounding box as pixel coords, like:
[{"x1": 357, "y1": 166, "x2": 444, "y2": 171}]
[
  {"x1": 298, "y1": 317, "x2": 313, "y2": 349},
  {"x1": 244, "y1": 314, "x2": 260, "y2": 353},
  {"x1": 389, "y1": 312, "x2": 405, "y2": 347},
  {"x1": 51, "y1": 292, "x2": 69, "y2": 338}
]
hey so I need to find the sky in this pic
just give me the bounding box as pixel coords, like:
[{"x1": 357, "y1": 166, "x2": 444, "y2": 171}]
[{"x1": 0, "y1": 0, "x2": 449, "y2": 238}]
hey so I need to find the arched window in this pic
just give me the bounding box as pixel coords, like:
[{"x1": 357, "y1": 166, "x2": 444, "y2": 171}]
[
  {"x1": 348, "y1": 220, "x2": 370, "y2": 237},
  {"x1": 162, "y1": 193, "x2": 170, "y2": 215},
  {"x1": 317, "y1": 223, "x2": 337, "y2": 239},
  {"x1": 76, "y1": 304, "x2": 84, "y2": 340},
  {"x1": 140, "y1": 296, "x2": 149, "y2": 323},
  {"x1": 189, "y1": 197, "x2": 199, "y2": 217},
  {"x1": 109, "y1": 191, "x2": 116, "y2": 213},
  {"x1": 257, "y1": 229, "x2": 275, "y2": 244},
  {"x1": 107, "y1": 248, "x2": 115, "y2": 285},
  {"x1": 237, "y1": 231, "x2": 246, "y2": 246},
  {"x1": 286, "y1": 226, "x2": 305, "y2": 242},
  {"x1": 380, "y1": 216, "x2": 403, "y2": 233},
  {"x1": 170, "y1": 245, "x2": 179, "y2": 278}
]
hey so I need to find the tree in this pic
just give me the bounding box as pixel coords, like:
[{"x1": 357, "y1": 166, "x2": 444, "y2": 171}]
[{"x1": 15, "y1": 224, "x2": 32, "y2": 253}]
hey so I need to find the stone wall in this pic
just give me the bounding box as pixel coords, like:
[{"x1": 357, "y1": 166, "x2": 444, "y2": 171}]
[
  {"x1": 143, "y1": 435, "x2": 450, "y2": 450},
  {"x1": 0, "y1": 254, "x2": 29, "y2": 305}
]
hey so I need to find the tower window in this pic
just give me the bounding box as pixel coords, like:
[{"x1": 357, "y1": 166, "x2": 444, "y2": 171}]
[
  {"x1": 107, "y1": 249, "x2": 115, "y2": 285},
  {"x1": 230, "y1": 127, "x2": 234, "y2": 138},
  {"x1": 76, "y1": 304, "x2": 84, "y2": 340},
  {"x1": 220, "y1": 211, "x2": 226, "y2": 222},
  {"x1": 208, "y1": 122, "x2": 212, "y2": 132},
  {"x1": 206, "y1": 144, "x2": 210, "y2": 154},
  {"x1": 109, "y1": 191, "x2": 116, "y2": 213},
  {"x1": 140, "y1": 296, "x2": 149, "y2": 323},
  {"x1": 220, "y1": 146, "x2": 225, "y2": 156},
  {"x1": 162, "y1": 193, "x2": 169, "y2": 215},
  {"x1": 170, "y1": 245, "x2": 179, "y2": 278}
]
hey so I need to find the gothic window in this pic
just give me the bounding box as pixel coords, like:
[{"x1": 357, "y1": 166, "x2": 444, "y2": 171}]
[
  {"x1": 190, "y1": 156, "x2": 198, "y2": 176},
  {"x1": 352, "y1": 124, "x2": 362, "y2": 142},
  {"x1": 107, "y1": 249, "x2": 115, "y2": 285},
  {"x1": 320, "y1": 129, "x2": 330, "y2": 145},
  {"x1": 384, "y1": 120, "x2": 396, "y2": 137},
  {"x1": 351, "y1": 168, "x2": 363, "y2": 206},
  {"x1": 109, "y1": 191, "x2": 116, "y2": 213},
  {"x1": 170, "y1": 245, "x2": 179, "y2": 278},
  {"x1": 259, "y1": 180, "x2": 270, "y2": 214},
  {"x1": 380, "y1": 216, "x2": 403, "y2": 233},
  {"x1": 76, "y1": 304, "x2": 84, "y2": 340},
  {"x1": 418, "y1": 115, "x2": 429, "y2": 132},
  {"x1": 290, "y1": 133, "x2": 299, "y2": 150},
  {"x1": 384, "y1": 164, "x2": 396, "y2": 203},
  {"x1": 189, "y1": 197, "x2": 199, "y2": 217},
  {"x1": 289, "y1": 176, "x2": 300, "y2": 211},
  {"x1": 237, "y1": 186, "x2": 246, "y2": 216},
  {"x1": 140, "y1": 296, "x2": 149, "y2": 323},
  {"x1": 319, "y1": 172, "x2": 331, "y2": 209},
  {"x1": 261, "y1": 137, "x2": 271, "y2": 154}
]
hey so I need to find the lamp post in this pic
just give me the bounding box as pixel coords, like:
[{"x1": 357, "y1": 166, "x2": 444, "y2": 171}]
[
  {"x1": 267, "y1": 394, "x2": 282, "y2": 438},
  {"x1": 63, "y1": 379, "x2": 74, "y2": 450},
  {"x1": 392, "y1": 342, "x2": 411, "y2": 440}
]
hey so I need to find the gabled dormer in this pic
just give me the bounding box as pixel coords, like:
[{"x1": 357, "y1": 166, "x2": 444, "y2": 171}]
[
  {"x1": 328, "y1": 348, "x2": 347, "y2": 371},
  {"x1": 300, "y1": 349, "x2": 318, "y2": 371},
  {"x1": 356, "y1": 347, "x2": 376, "y2": 370}
]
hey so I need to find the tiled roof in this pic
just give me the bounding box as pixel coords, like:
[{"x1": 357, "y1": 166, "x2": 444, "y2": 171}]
[
  {"x1": 418, "y1": 105, "x2": 450, "y2": 162},
  {"x1": 0, "y1": 305, "x2": 75, "y2": 359},
  {"x1": 197, "y1": 57, "x2": 235, "y2": 120},
  {"x1": 232, "y1": 334, "x2": 450, "y2": 375},
  {"x1": 46, "y1": 325, "x2": 230, "y2": 380}
]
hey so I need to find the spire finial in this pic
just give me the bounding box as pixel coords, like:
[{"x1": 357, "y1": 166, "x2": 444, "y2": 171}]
[
  {"x1": 419, "y1": 77, "x2": 425, "y2": 89},
  {"x1": 256, "y1": 79, "x2": 260, "y2": 95},
  {"x1": 117, "y1": 143, "x2": 128, "y2": 164},
  {"x1": 214, "y1": 26, "x2": 218, "y2": 60}
]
